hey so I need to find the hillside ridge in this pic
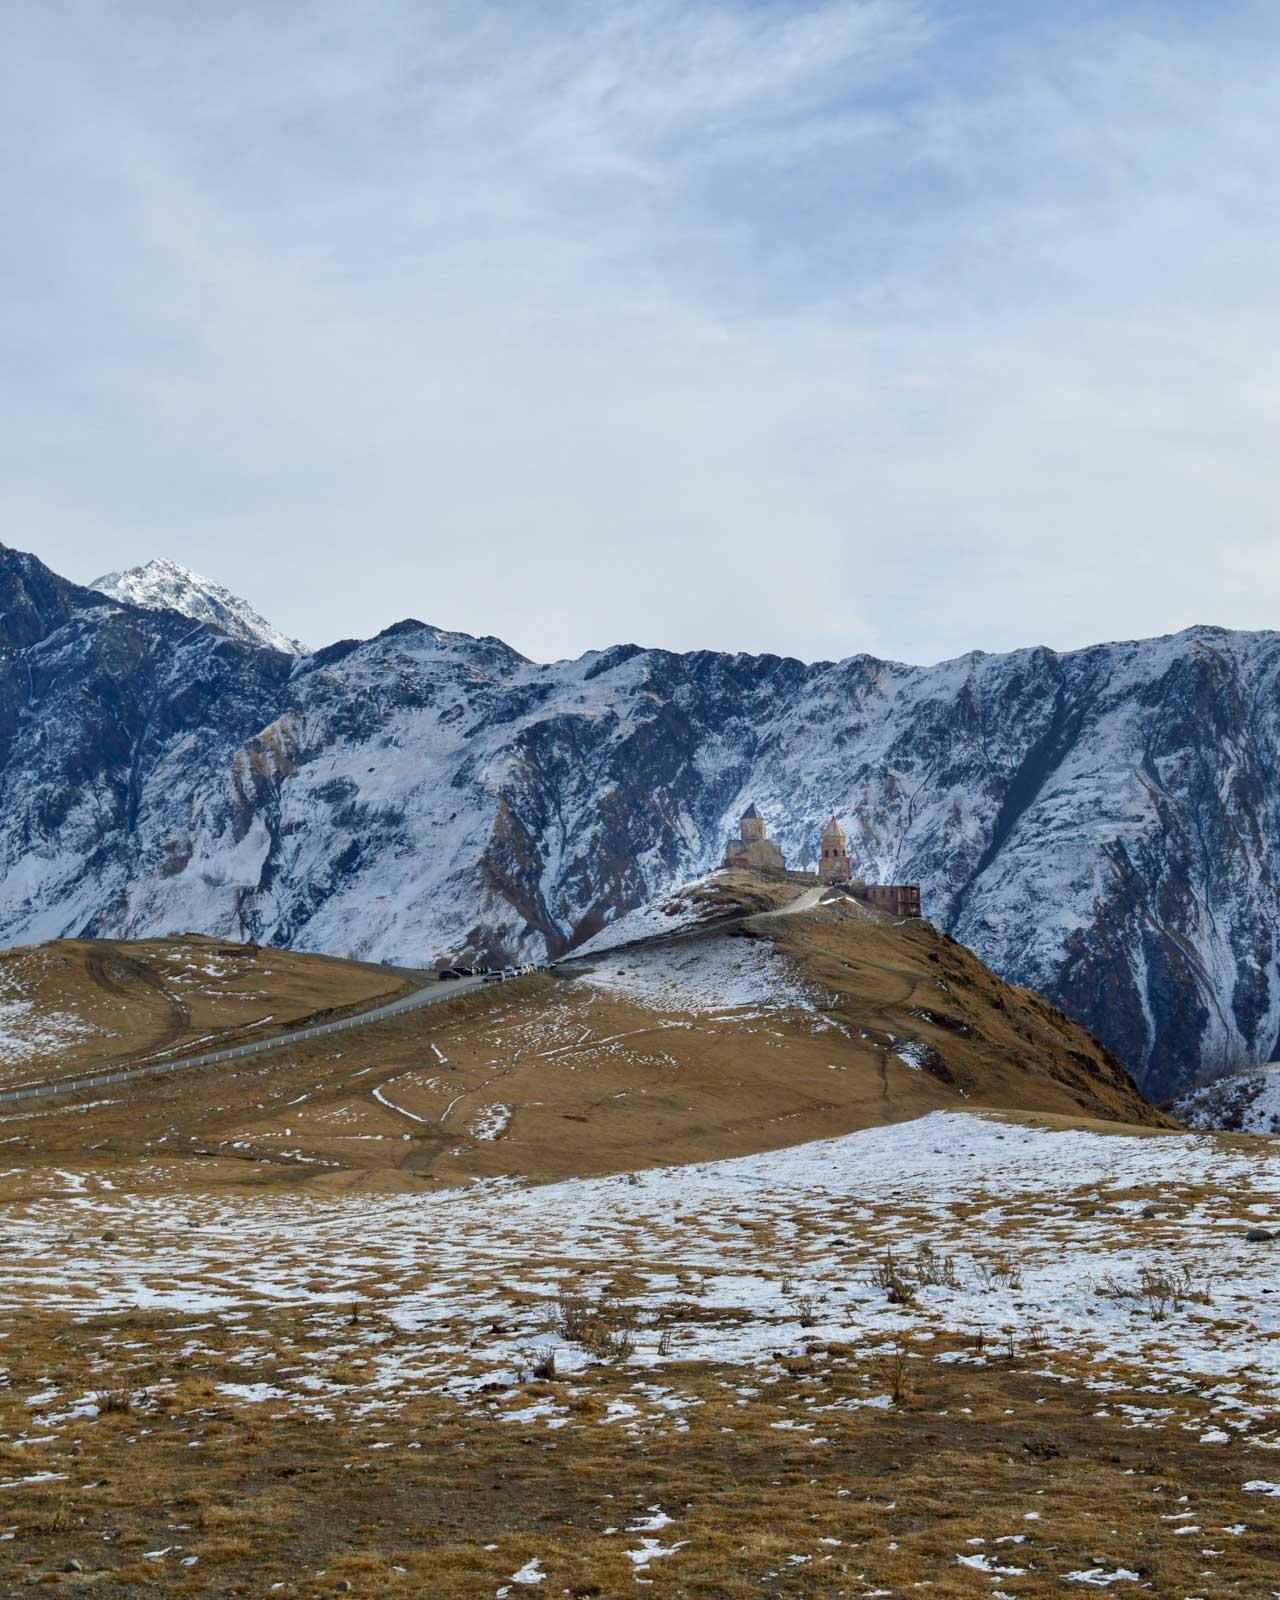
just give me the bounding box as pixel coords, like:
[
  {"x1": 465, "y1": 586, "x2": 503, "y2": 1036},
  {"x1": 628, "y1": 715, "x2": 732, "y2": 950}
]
[
  {"x1": 0, "y1": 540, "x2": 1276, "y2": 1099},
  {"x1": 0, "y1": 876, "x2": 1166, "y2": 1206}
]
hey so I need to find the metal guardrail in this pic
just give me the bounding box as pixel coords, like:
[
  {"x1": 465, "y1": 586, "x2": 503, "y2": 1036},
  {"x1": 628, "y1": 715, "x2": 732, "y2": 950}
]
[{"x1": 0, "y1": 971, "x2": 501, "y2": 1107}]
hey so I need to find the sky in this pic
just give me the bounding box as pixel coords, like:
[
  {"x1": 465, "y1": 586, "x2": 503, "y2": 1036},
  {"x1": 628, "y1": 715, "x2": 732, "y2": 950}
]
[{"x1": 2, "y1": 0, "x2": 1278, "y2": 666}]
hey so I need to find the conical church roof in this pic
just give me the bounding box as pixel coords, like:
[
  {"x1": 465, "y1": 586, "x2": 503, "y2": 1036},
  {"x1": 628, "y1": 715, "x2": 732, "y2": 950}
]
[
  {"x1": 821, "y1": 814, "x2": 846, "y2": 840},
  {"x1": 741, "y1": 803, "x2": 763, "y2": 820}
]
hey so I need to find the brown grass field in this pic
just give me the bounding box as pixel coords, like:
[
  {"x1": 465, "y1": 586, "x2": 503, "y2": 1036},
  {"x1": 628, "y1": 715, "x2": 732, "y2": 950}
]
[{"x1": 0, "y1": 880, "x2": 1275, "y2": 1596}]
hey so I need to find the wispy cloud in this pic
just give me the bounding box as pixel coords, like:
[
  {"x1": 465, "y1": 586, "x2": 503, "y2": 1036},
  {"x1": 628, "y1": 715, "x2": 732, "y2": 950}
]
[{"x1": 2, "y1": 1, "x2": 1278, "y2": 664}]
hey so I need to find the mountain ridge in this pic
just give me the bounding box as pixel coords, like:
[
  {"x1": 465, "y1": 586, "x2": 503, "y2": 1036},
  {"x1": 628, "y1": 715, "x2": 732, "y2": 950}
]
[{"x1": 0, "y1": 540, "x2": 1275, "y2": 1100}]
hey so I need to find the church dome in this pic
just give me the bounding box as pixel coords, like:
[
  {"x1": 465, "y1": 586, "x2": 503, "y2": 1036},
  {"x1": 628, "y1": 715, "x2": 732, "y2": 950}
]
[{"x1": 821, "y1": 814, "x2": 846, "y2": 841}]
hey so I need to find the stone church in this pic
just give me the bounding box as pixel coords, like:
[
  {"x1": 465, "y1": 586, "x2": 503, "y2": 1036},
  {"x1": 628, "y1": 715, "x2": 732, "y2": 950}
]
[
  {"x1": 721, "y1": 805, "x2": 923, "y2": 918},
  {"x1": 723, "y1": 803, "x2": 786, "y2": 873}
]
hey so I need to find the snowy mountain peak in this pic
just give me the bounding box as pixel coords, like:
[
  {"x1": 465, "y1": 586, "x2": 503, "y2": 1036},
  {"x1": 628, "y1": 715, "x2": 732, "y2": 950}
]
[{"x1": 91, "y1": 558, "x2": 306, "y2": 655}]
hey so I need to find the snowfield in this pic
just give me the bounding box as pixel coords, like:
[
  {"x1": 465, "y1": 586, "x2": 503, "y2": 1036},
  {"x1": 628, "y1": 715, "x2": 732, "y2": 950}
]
[
  {"x1": 4, "y1": 1113, "x2": 1278, "y2": 1445},
  {"x1": 577, "y1": 931, "x2": 821, "y2": 1014}
]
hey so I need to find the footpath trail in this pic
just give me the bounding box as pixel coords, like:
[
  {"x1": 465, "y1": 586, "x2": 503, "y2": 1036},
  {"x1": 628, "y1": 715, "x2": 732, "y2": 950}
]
[{"x1": 0, "y1": 972, "x2": 488, "y2": 1107}]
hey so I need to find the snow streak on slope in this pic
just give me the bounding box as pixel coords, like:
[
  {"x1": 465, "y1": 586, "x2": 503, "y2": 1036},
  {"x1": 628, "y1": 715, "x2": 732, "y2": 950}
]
[
  {"x1": 92, "y1": 558, "x2": 305, "y2": 654},
  {"x1": 572, "y1": 876, "x2": 723, "y2": 956}
]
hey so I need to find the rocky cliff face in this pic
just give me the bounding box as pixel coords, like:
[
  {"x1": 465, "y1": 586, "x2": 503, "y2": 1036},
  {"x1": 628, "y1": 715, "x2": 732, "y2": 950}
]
[{"x1": 1, "y1": 542, "x2": 1276, "y2": 1098}]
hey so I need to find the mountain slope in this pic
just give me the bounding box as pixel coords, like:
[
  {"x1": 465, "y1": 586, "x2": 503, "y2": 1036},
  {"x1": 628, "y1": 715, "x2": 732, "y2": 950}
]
[
  {"x1": 0, "y1": 541, "x2": 1276, "y2": 1099},
  {"x1": 1172, "y1": 1063, "x2": 1280, "y2": 1135},
  {"x1": 2, "y1": 916, "x2": 1272, "y2": 1598},
  {"x1": 92, "y1": 557, "x2": 305, "y2": 654}
]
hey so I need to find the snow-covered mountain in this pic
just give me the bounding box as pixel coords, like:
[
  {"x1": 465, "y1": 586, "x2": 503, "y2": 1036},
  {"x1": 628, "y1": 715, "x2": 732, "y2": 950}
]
[
  {"x1": 91, "y1": 557, "x2": 305, "y2": 655},
  {"x1": 3, "y1": 540, "x2": 1278, "y2": 1100}
]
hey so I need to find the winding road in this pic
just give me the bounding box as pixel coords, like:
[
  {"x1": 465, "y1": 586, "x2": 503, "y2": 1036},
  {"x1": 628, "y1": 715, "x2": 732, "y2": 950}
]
[
  {"x1": 0, "y1": 972, "x2": 490, "y2": 1107},
  {"x1": 0, "y1": 883, "x2": 842, "y2": 1110}
]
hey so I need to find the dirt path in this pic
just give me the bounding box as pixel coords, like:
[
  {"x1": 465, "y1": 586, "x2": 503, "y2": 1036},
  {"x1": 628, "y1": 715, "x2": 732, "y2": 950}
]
[
  {"x1": 84, "y1": 946, "x2": 191, "y2": 1056},
  {"x1": 746, "y1": 884, "x2": 829, "y2": 922}
]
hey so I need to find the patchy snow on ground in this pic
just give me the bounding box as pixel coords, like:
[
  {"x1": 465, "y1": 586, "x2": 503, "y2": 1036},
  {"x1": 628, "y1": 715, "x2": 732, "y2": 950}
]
[
  {"x1": 4, "y1": 1112, "x2": 1279, "y2": 1455},
  {"x1": 469, "y1": 1104, "x2": 511, "y2": 1141},
  {"x1": 577, "y1": 932, "x2": 819, "y2": 1014},
  {"x1": 1174, "y1": 1063, "x2": 1280, "y2": 1134},
  {"x1": 1063, "y1": 1567, "x2": 1142, "y2": 1587},
  {"x1": 895, "y1": 1040, "x2": 929, "y2": 1072},
  {"x1": 0, "y1": 989, "x2": 96, "y2": 1067}
]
